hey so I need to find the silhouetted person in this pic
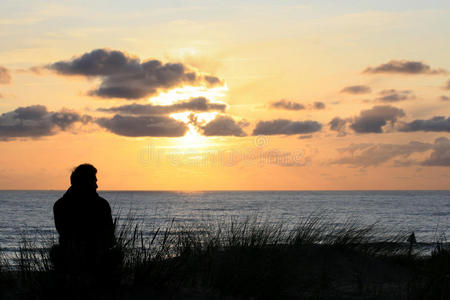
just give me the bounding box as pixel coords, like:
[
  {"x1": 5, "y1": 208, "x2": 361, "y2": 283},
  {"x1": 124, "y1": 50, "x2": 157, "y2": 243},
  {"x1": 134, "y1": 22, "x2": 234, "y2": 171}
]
[
  {"x1": 407, "y1": 231, "x2": 416, "y2": 258},
  {"x1": 54, "y1": 164, "x2": 114, "y2": 251},
  {"x1": 52, "y1": 164, "x2": 119, "y2": 297}
]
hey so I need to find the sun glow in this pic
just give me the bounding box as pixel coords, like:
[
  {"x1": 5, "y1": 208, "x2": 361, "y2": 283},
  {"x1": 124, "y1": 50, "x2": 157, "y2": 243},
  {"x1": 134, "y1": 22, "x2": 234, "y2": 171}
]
[
  {"x1": 149, "y1": 85, "x2": 228, "y2": 105},
  {"x1": 169, "y1": 111, "x2": 219, "y2": 149},
  {"x1": 170, "y1": 111, "x2": 218, "y2": 124},
  {"x1": 149, "y1": 85, "x2": 228, "y2": 149}
]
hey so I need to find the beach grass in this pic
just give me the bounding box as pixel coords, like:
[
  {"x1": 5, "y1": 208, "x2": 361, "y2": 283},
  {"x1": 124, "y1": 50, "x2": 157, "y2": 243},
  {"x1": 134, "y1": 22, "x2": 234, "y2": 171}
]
[{"x1": 0, "y1": 215, "x2": 449, "y2": 299}]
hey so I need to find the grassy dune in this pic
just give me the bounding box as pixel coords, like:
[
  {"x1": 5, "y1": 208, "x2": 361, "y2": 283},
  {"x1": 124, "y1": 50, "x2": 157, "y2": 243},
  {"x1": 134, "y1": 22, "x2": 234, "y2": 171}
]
[{"x1": 0, "y1": 215, "x2": 449, "y2": 299}]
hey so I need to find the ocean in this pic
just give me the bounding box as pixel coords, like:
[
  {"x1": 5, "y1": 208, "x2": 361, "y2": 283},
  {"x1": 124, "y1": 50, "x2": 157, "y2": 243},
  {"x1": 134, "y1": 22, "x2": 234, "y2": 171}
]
[{"x1": 1, "y1": 190, "x2": 450, "y2": 259}]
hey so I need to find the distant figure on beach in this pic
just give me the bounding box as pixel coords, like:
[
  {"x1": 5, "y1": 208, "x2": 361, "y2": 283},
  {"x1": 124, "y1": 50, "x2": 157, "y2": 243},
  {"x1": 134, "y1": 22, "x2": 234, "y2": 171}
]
[{"x1": 52, "y1": 163, "x2": 119, "y2": 289}]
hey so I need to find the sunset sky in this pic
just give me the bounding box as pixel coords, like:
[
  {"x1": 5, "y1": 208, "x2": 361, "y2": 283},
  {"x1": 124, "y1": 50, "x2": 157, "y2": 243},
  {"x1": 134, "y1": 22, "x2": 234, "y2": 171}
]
[{"x1": 1, "y1": 0, "x2": 450, "y2": 190}]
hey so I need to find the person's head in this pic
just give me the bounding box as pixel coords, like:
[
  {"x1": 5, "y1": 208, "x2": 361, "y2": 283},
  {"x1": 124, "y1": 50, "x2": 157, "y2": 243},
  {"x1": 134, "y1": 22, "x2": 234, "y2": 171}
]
[{"x1": 70, "y1": 163, "x2": 98, "y2": 190}]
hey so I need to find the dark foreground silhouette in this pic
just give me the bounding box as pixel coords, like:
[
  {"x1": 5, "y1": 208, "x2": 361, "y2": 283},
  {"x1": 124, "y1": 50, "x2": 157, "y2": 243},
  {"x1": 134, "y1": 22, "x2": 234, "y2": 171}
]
[
  {"x1": 51, "y1": 164, "x2": 121, "y2": 298},
  {"x1": 1, "y1": 216, "x2": 450, "y2": 299},
  {"x1": 1, "y1": 168, "x2": 449, "y2": 299}
]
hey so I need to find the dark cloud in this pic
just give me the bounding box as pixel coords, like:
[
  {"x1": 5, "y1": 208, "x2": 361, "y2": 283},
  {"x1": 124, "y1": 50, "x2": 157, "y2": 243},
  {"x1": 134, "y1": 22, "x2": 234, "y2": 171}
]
[
  {"x1": 332, "y1": 141, "x2": 433, "y2": 167},
  {"x1": 98, "y1": 97, "x2": 226, "y2": 115},
  {"x1": 423, "y1": 137, "x2": 450, "y2": 166},
  {"x1": 270, "y1": 100, "x2": 305, "y2": 110},
  {"x1": 238, "y1": 119, "x2": 250, "y2": 128},
  {"x1": 96, "y1": 114, "x2": 188, "y2": 137},
  {"x1": 329, "y1": 117, "x2": 348, "y2": 137},
  {"x1": 340, "y1": 85, "x2": 372, "y2": 94},
  {"x1": 350, "y1": 105, "x2": 405, "y2": 133},
  {"x1": 376, "y1": 89, "x2": 414, "y2": 102},
  {"x1": 0, "y1": 105, "x2": 91, "y2": 141},
  {"x1": 51, "y1": 111, "x2": 92, "y2": 130},
  {"x1": 298, "y1": 135, "x2": 313, "y2": 139},
  {"x1": 252, "y1": 119, "x2": 322, "y2": 135},
  {"x1": 441, "y1": 95, "x2": 450, "y2": 101},
  {"x1": 204, "y1": 75, "x2": 223, "y2": 86},
  {"x1": 270, "y1": 100, "x2": 325, "y2": 111},
  {"x1": 363, "y1": 60, "x2": 447, "y2": 75},
  {"x1": 313, "y1": 102, "x2": 325, "y2": 109},
  {"x1": 0, "y1": 67, "x2": 12, "y2": 84},
  {"x1": 199, "y1": 115, "x2": 247, "y2": 137},
  {"x1": 46, "y1": 49, "x2": 222, "y2": 99},
  {"x1": 398, "y1": 116, "x2": 450, "y2": 132},
  {"x1": 48, "y1": 49, "x2": 140, "y2": 76}
]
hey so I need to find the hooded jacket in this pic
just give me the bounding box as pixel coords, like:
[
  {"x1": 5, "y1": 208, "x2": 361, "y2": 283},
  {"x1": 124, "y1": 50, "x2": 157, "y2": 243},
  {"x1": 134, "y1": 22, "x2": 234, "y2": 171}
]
[{"x1": 53, "y1": 186, "x2": 115, "y2": 250}]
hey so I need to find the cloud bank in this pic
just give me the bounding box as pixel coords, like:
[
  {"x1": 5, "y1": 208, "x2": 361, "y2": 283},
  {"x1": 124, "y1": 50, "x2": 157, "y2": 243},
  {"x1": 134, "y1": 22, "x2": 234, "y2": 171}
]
[
  {"x1": 98, "y1": 97, "x2": 227, "y2": 115},
  {"x1": 423, "y1": 137, "x2": 450, "y2": 166},
  {"x1": 333, "y1": 138, "x2": 450, "y2": 167},
  {"x1": 333, "y1": 141, "x2": 432, "y2": 167},
  {"x1": 96, "y1": 115, "x2": 188, "y2": 137},
  {"x1": 0, "y1": 105, "x2": 91, "y2": 141},
  {"x1": 399, "y1": 116, "x2": 450, "y2": 132},
  {"x1": 47, "y1": 49, "x2": 222, "y2": 99},
  {"x1": 253, "y1": 119, "x2": 322, "y2": 135}
]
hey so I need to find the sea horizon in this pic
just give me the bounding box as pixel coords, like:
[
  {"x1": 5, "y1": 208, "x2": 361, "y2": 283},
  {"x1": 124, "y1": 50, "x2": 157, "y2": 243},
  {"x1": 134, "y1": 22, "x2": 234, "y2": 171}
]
[
  {"x1": 2, "y1": 190, "x2": 449, "y2": 249},
  {"x1": 2, "y1": 189, "x2": 450, "y2": 192}
]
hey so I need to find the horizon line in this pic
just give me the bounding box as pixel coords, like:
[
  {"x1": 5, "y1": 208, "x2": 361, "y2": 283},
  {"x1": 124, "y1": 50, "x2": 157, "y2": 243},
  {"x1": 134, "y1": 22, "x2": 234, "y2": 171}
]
[{"x1": 1, "y1": 189, "x2": 450, "y2": 192}]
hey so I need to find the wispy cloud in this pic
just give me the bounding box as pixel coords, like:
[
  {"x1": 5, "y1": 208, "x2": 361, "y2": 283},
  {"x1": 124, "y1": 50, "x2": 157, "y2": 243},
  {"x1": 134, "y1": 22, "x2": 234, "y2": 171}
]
[
  {"x1": 270, "y1": 100, "x2": 305, "y2": 110},
  {"x1": 376, "y1": 89, "x2": 414, "y2": 102},
  {"x1": 332, "y1": 137, "x2": 450, "y2": 167},
  {"x1": 0, "y1": 66, "x2": 12, "y2": 84},
  {"x1": 269, "y1": 100, "x2": 325, "y2": 111},
  {"x1": 445, "y1": 80, "x2": 450, "y2": 90},
  {"x1": 423, "y1": 137, "x2": 450, "y2": 166},
  {"x1": 332, "y1": 141, "x2": 432, "y2": 167},
  {"x1": 340, "y1": 85, "x2": 371, "y2": 94}
]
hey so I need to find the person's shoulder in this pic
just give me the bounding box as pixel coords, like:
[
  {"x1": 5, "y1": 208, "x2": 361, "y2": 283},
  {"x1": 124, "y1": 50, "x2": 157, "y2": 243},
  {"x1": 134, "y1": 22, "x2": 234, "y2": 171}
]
[
  {"x1": 97, "y1": 195, "x2": 112, "y2": 209},
  {"x1": 53, "y1": 196, "x2": 65, "y2": 210}
]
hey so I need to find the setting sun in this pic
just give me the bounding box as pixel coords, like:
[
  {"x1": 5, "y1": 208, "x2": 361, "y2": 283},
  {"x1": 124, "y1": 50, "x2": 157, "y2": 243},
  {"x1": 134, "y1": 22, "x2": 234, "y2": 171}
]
[{"x1": 149, "y1": 85, "x2": 228, "y2": 105}]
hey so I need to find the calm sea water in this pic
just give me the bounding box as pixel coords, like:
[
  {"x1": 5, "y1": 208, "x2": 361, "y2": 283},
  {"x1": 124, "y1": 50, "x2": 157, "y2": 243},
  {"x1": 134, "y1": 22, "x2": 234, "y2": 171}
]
[{"x1": 1, "y1": 190, "x2": 450, "y2": 258}]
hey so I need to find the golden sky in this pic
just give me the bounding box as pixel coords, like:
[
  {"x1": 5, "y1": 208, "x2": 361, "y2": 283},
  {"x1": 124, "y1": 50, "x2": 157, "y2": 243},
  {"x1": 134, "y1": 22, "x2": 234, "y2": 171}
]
[{"x1": 1, "y1": 1, "x2": 450, "y2": 190}]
